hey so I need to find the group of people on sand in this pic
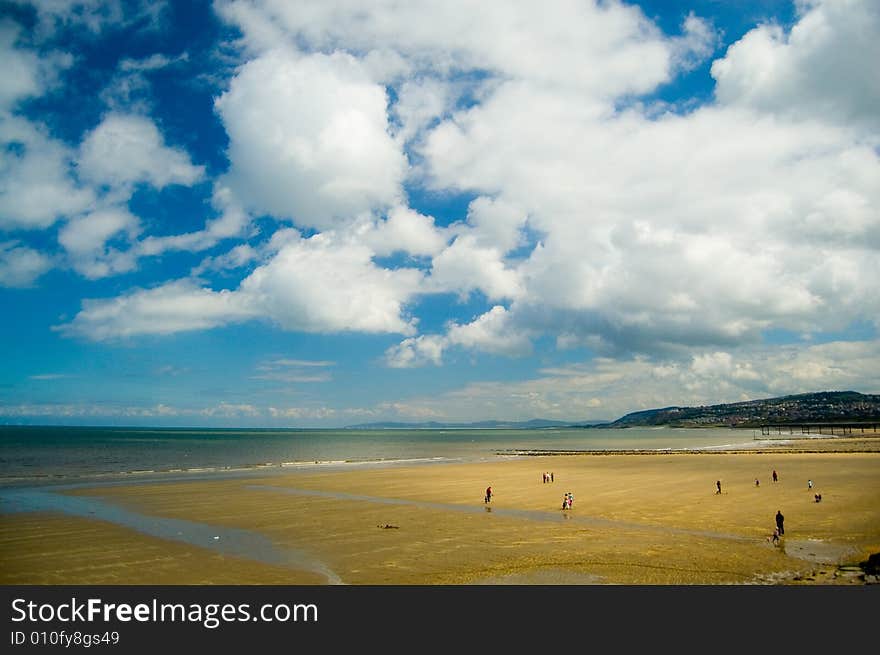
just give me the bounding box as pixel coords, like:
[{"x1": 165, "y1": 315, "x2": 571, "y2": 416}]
[
  {"x1": 713, "y1": 469, "x2": 827, "y2": 547},
  {"x1": 561, "y1": 492, "x2": 574, "y2": 510},
  {"x1": 542, "y1": 471, "x2": 555, "y2": 483}
]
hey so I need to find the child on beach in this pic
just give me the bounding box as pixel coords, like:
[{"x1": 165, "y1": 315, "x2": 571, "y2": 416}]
[{"x1": 770, "y1": 527, "x2": 780, "y2": 546}]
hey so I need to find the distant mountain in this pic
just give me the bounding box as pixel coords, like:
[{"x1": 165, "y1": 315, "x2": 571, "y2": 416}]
[
  {"x1": 344, "y1": 418, "x2": 576, "y2": 430},
  {"x1": 595, "y1": 391, "x2": 880, "y2": 429}
]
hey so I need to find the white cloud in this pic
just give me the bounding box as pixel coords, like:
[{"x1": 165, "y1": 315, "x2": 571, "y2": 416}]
[
  {"x1": 0, "y1": 115, "x2": 94, "y2": 230},
  {"x1": 215, "y1": 0, "x2": 687, "y2": 97},
  {"x1": 137, "y1": 184, "x2": 253, "y2": 257},
  {"x1": 60, "y1": 231, "x2": 424, "y2": 340},
  {"x1": 447, "y1": 305, "x2": 532, "y2": 357},
  {"x1": 379, "y1": 340, "x2": 880, "y2": 422},
  {"x1": 670, "y1": 12, "x2": 719, "y2": 72},
  {"x1": 240, "y1": 232, "x2": 422, "y2": 334},
  {"x1": 429, "y1": 234, "x2": 523, "y2": 301},
  {"x1": 267, "y1": 406, "x2": 337, "y2": 420},
  {"x1": 100, "y1": 53, "x2": 189, "y2": 111},
  {"x1": 462, "y1": 196, "x2": 528, "y2": 254},
  {"x1": 384, "y1": 334, "x2": 446, "y2": 369},
  {"x1": 24, "y1": 0, "x2": 167, "y2": 39},
  {"x1": 190, "y1": 243, "x2": 259, "y2": 276},
  {"x1": 58, "y1": 207, "x2": 140, "y2": 278},
  {"x1": 359, "y1": 205, "x2": 447, "y2": 258},
  {"x1": 253, "y1": 357, "x2": 334, "y2": 383},
  {"x1": 384, "y1": 305, "x2": 531, "y2": 368},
  {"x1": 77, "y1": 113, "x2": 204, "y2": 189},
  {"x1": 57, "y1": 279, "x2": 256, "y2": 340},
  {"x1": 118, "y1": 52, "x2": 188, "y2": 72},
  {"x1": 215, "y1": 48, "x2": 407, "y2": 229},
  {"x1": 392, "y1": 77, "x2": 451, "y2": 143},
  {"x1": 0, "y1": 21, "x2": 42, "y2": 110},
  {"x1": 711, "y1": 0, "x2": 880, "y2": 132},
  {"x1": 0, "y1": 240, "x2": 53, "y2": 287}
]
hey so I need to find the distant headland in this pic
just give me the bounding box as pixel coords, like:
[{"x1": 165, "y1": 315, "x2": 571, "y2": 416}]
[{"x1": 346, "y1": 391, "x2": 880, "y2": 430}]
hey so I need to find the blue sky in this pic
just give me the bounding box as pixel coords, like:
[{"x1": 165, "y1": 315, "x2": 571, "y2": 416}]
[{"x1": 1, "y1": 0, "x2": 878, "y2": 427}]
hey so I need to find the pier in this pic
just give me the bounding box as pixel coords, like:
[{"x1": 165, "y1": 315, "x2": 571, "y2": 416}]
[{"x1": 759, "y1": 423, "x2": 879, "y2": 437}]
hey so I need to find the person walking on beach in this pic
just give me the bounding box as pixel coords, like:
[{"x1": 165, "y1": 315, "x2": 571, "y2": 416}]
[
  {"x1": 775, "y1": 510, "x2": 785, "y2": 536},
  {"x1": 772, "y1": 470, "x2": 778, "y2": 483},
  {"x1": 485, "y1": 486, "x2": 492, "y2": 504},
  {"x1": 808, "y1": 479, "x2": 813, "y2": 489},
  {"x1": 551, "y1": 472, "x2": 554, "y2": 482},
  {"x1": 755, "y1": 478, "x2": 760, "y2": 487},
  {"x1": 771, "y1": 527, "x2": 780, "y2": 546},
  {"x1": 716, "y1": 480, "x2": 722, "y2": 494}
]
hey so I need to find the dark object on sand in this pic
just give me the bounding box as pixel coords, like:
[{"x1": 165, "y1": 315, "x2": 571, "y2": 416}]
[
  {"x1": 860, "y1": 552, "x2": 880, "y2": 576},
  {"x1": 378, "y1": 524, "x2": 400, "y2": 529}
]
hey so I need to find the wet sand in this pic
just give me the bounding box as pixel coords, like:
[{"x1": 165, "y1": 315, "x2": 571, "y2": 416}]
[{"x1": 2, "y1": 437, "x2": 878, "y2": 585}]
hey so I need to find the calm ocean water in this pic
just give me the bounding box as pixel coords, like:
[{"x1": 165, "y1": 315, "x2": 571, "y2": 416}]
[{"x1": 0, "y1": 425, "x2": 765, "y2": 486}]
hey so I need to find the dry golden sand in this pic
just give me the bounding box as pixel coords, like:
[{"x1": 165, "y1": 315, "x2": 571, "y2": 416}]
[{"x1": 2, "y1": 437, "x2": 879, "y2": 585}]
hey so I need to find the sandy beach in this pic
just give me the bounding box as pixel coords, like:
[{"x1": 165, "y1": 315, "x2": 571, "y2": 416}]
[{"x1": 2, "y1": 436, "x2": 879, "y2": 585}]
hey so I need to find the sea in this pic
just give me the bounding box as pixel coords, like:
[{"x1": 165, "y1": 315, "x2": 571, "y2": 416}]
[{"x1": 0, "y1": 424, "x2": 768, "y2": 488}]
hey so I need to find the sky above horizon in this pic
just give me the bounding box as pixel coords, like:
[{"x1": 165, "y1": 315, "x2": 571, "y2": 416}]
[{"x1": 1, "y1": 0, "x2": 878, "y2": 427}]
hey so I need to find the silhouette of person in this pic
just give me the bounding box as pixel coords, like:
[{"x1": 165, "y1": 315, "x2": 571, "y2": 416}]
[
  {"x1": 485, "y1": 486, "x2": 492, "y2": 503},
  {"x1": 775, "y1": 510, "x2": 785, "y2": 536},
  {"x1": 716, "y1": 480, "x2": 722, "y2": 494},
  {"x1": 772, "y1": 470, "x2": 778, "y2": 483}
]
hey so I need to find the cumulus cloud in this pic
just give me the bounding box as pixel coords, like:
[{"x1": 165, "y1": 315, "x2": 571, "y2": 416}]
[
  {"x1": 384, "y1": 306, "x2": 531, "y2": 368},
  {"x1": 57, "y1": 279, "x2": 256, "y2": 340},
  {"x1": 215, "y1": 0, "x2": 688, "y2": 97},
  {"x1": 384, "y1": 334, "x2": 446, "y2": 369},
  {"x1": 215, "y1": 48, "x2": 407, "y2": 229},
  {"x1": 0, "y1": 240, "x2": 53, "y2": 287},
  {"x1": 429, "y1": 234, "x2": 523, "y2": 301},
  {"x1": 58, "y1": 207, "x2": 140, "y2": 278},
  {"x1": 0, "y1": 115, "x2": 94, "y2": 230},
  {"x1": 59, "y1": 231, "x2": 424, "y2": 340},
  {"x1": 240, "y1": 232, "x2": 422, "y2": 334},
  {"x1": 77, "y1": 113, "x2": 204, "y2": 189},
  {"x1": 447, "y1": 305, "x2": 532, "y2": 357},
  {"x1": 392, "y1": 76, "x2": 452, "y2": 143},
  {"x1": 359, "y1": 205, "x2": 447, "y2": 258},
  {"x1": 0, "y1": 21, "x2": 43, "y2": 110},
  {"x1": 711, "y1": 0, "x2": 880, "y2": 132}
]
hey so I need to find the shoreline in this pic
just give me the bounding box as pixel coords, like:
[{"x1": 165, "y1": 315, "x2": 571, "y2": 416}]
[{"x1": 3, "y1": 434, "x2": 877, "y2": 490}]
